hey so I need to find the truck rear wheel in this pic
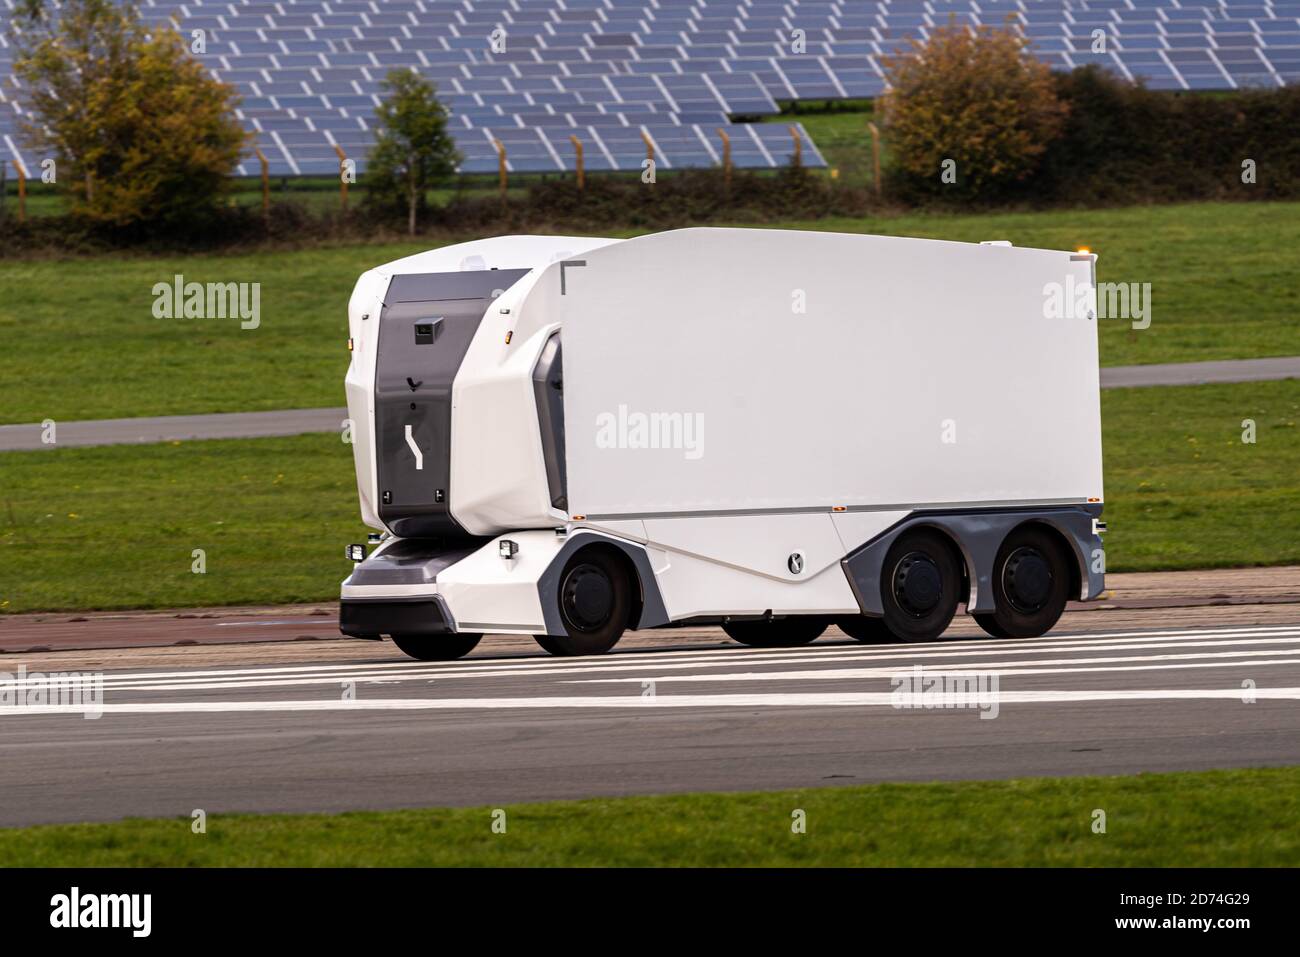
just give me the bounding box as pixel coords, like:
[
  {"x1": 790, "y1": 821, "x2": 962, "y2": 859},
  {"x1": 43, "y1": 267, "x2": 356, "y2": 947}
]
[
  {"x1": 876, "y1": 528, "x2": 961, "y2": 643},
  {"x1": 974, "y1": 526, "x2": 1071, "y2": 639},
  {"x1": 391, "y1": 633, "x2": 483, "y2": 661},
  {"x1": 534, "y1": 548, "x2": 633, "y2": 656},
  {"x1": 723, "y1": 617, "x2": 827, "y2": 648}
]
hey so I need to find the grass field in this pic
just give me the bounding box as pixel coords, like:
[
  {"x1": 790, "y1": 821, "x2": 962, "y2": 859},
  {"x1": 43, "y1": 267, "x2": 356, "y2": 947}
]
[
  {"x1": 2, "y1": 201, "x2": 1298, "y2": 425},
  {"x1": 1099, "y1": 379, "x2": 1300, "y2": 571},
  {"x1": 764, "y1": 103, "x2": 887, "y2": 184},
  {"x1": 0, "y1": 434, "x2": 358, "y2": 613},
  {"x1": 1, "y1": 380, "x2": 1295, "y2": 614},
  {"x1": 1, "y1": 766, "x2": 1295, "y2": 866}
]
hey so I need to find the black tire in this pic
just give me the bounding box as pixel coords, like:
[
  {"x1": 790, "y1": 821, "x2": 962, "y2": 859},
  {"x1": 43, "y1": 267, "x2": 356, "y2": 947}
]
[
  {"x1": 974, "y1": 525, "x2": 1072, "y2": 639},
  {"x1": 836, "y1": 615, "x2": 895, "y2": 644},
  {"x1": 532, "y1": 634, "x2": 566, "y2": 656},
  {"x1": 971, "y1": 613, "x2": 1012, "y2": 639},
  {"x1": 535, "y1": 548, "x2": 633, "y2": 656},
  {"x1": 876, "y1": 528, "x2": 962, "y2": 643},
  {"x1": 390, "y1": 633, "x2": 482, "y2": 661},
  {"x1": 722, "y1": 617, "x2": 827, "y2": 648}
]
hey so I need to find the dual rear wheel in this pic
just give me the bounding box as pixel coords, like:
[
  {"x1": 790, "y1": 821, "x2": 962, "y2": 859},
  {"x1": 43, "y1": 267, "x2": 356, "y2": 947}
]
[
  {"x1": 972, "y1": 526, "x2": 1073, "y2": 639},
  {"x1": 837, "y1": 527, "x2": 961, "y2": 645},
  {"x1": 836, "y1": 525, "x2": 1072, "y2": 645}
]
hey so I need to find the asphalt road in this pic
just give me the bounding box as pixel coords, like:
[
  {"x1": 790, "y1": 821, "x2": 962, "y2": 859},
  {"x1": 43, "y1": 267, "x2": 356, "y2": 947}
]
[
  {"x1": 3, "y1": 616, "x2": 1297, "y2": 827},
  {"x1": 0, "y1": 407, "x2": 347, "y2": 451},
  {"x1": 3, "y1": 356, "x2": 1296, "y2": 451}
]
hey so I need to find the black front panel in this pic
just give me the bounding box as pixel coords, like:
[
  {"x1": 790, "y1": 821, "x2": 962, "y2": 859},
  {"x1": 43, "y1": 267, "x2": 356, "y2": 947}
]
[
  {"x1": 340, "y1": 598, "x2": 452, "y2": 639},
  {"x1": 375, "y1": 269, "x2": 529, "y2": 539}
]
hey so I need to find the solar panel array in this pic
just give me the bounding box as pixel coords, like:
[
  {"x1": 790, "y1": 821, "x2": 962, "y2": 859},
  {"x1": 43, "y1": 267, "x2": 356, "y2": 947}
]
[{"x1": 1, "y1": 0, "x2": 1298, "y2": 179}]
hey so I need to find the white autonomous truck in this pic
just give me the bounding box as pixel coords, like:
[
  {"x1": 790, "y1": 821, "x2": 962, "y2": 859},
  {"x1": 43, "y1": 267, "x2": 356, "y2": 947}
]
[{"x1": 339, "y1": 228, "x2": 1105, "y2": 660}]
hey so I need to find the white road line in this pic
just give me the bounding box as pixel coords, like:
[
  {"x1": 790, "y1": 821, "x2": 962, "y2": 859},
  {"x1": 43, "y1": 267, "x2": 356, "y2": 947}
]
[
  {"x1": 91, "y1": 645, "x2": 1300, "y2": 693},
  {"x1": 78, "y1": 626, "x2": 1300, "y2": 686},
  {"x1": 571, "y1": 657, "x2": 1300, "y2": 683},
  {"x1": 6, "y1": 686, "x2": 1299, "y2": 716},
  {"x1": 573, "y1": 646, "x2": 1300, "y2": 681}
]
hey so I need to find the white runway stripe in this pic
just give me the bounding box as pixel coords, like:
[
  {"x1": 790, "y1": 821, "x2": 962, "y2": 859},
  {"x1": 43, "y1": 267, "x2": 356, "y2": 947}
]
[
  {"x1": 573, "y1": 647, "x2": 1300, "y2": 682},
  {"x1": 90, "y1": 647, "x2": 1300, "y2": 694},
  {"x1": 6, "y1": 686, "x2": 1299, "y2": 716},
  {"x1": 572, "y1": 658, "x2": 1300, "y2": 683},
  {"x1": 52, "y1": 624, "x2": 1300, "y2": 685},
  {"x1": 80, "y1": 626, "x2": 1300, "y2": 688}
]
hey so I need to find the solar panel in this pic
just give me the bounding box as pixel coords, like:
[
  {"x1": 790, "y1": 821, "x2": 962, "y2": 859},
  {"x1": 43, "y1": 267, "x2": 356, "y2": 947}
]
[{"x1": 1, "y1": 0, "x2": 1295, "y2": 179}]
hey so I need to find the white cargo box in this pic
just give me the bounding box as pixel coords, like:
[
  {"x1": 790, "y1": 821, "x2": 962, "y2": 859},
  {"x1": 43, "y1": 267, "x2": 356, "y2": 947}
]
[{"x1": 340, "y1": 228, "x2": 1105, "y2": 659}]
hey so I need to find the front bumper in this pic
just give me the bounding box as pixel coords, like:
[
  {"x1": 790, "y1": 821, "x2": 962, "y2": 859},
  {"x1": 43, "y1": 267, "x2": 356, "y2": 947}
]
[
  {"x1": 339, "y1": 530, "x2": 568, "y2": 637},
  {"x1": 339, "y1": 596, "x2": 454, "y2": 640}
]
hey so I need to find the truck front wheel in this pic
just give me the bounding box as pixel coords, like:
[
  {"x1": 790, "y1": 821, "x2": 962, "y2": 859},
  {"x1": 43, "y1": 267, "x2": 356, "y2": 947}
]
[
  {"x1": 391, "y1": 633, "x2": 483, "y2": 660},
  {"x1": 534, "y1": 548, "x2": 633, "y2": 656},
  {"x1": 974, "y1": 526, "x2": 1071, "y2": 639}
]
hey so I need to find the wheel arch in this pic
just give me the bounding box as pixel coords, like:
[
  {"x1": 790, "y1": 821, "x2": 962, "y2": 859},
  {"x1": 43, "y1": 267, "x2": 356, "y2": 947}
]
[
  {"x1": 906, "y1": 521, "x2": 974, "y2": 605},
  {"x1": 537, "y1": 531, "x2": 669, "y2": 637},
  {"x1": 841, "y1": 506, "x2": 1103, "y2": 616},
  {"x1": 1014, "y1": 518, "x2": 1086, "y2": 603}
]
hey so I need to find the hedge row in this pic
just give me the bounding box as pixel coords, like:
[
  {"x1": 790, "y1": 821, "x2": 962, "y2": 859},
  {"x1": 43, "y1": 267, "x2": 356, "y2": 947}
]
[
  {"x1": 0, "y1": 168, "x2": 876, "y2": 255},
  {"x1": 890, "y1": 67, "x2": 1300, "y2": 206},
  {"x1": 3, "y1": 68, "x2": 1298, "y2": 254}
]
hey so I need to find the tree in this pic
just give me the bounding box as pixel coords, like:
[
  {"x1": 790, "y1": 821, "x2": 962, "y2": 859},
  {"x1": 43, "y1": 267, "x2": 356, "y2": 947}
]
[
  {"x1": 881, "y1": 21, "x2": 1067, "y2": 200},
  {"x1": 12, "y1": 0, "x2": 248, "y2": 229},
  {"x1": 366, "y1": 69, "x2": 460, "y2": 235}
]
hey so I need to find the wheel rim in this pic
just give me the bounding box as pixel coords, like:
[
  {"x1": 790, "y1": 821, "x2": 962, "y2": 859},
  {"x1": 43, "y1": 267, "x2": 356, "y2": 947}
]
[
  {"x1": 1003, "y1": 546, "x2": 1053, "y2": 614},
  {"x1": 561, "y1": 563, "x2": 614, "y2": 632},
  {"x1": 892, "y1": 551, "x2": 943, "y2": 618}
]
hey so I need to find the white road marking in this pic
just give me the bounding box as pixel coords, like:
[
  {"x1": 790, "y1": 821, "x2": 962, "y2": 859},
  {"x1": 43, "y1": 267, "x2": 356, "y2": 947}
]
[
  {"x1": 73, "y1": 625, "x2": 1300, "y2": 688},
  {"x1": 572, "y1": 658, "x2": 1300, "y2": 683},
  {"x1": 88, "y1": 646, "x2": 1300, "y2": 693},
  {"x1": 6, "y1": 686, "x2": 1299, "y2": 716},
  {"x1": 579, "y1": 650, "x2": 1300, "y2": 681}
]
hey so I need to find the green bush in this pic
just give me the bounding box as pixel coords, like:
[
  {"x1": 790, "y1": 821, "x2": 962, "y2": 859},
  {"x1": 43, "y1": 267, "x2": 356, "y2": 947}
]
[
  {"x1": 880, "y1": 23, "x2": 1068, "y2": 202},
  {"x1": 12, "y1": 0, "x2": 248, "y2": 233},
  {"x1": 1033, "y1": 67, "x2": 1300, "y2": 204}
]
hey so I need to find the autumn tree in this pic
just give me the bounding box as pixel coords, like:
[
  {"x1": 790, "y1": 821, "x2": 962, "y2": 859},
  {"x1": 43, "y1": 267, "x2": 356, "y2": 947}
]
[
  {"x1": 366, "y1": 69, "x2": 460, "y2": 235},
  {"x1": 12, "y1": 0, "x2": 248, "y2": 229},
  {"x1": 881, "y1": 22, "x2": 1067, "y2": 200}
]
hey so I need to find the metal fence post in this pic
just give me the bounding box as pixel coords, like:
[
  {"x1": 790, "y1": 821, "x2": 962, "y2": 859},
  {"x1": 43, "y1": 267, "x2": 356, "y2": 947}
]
[
  {"x1": 569, "y1": 134, "x2": 584, "y2": 190},
  {"x1": 717, "y1": 128, "x2": 731, "y2": 190},
  {"x1": 255, "y1": 149, "x2": 270, "y2": 225},
  {"x1": 494, "y1": 139, "x2": 507, "y2": 199}
]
